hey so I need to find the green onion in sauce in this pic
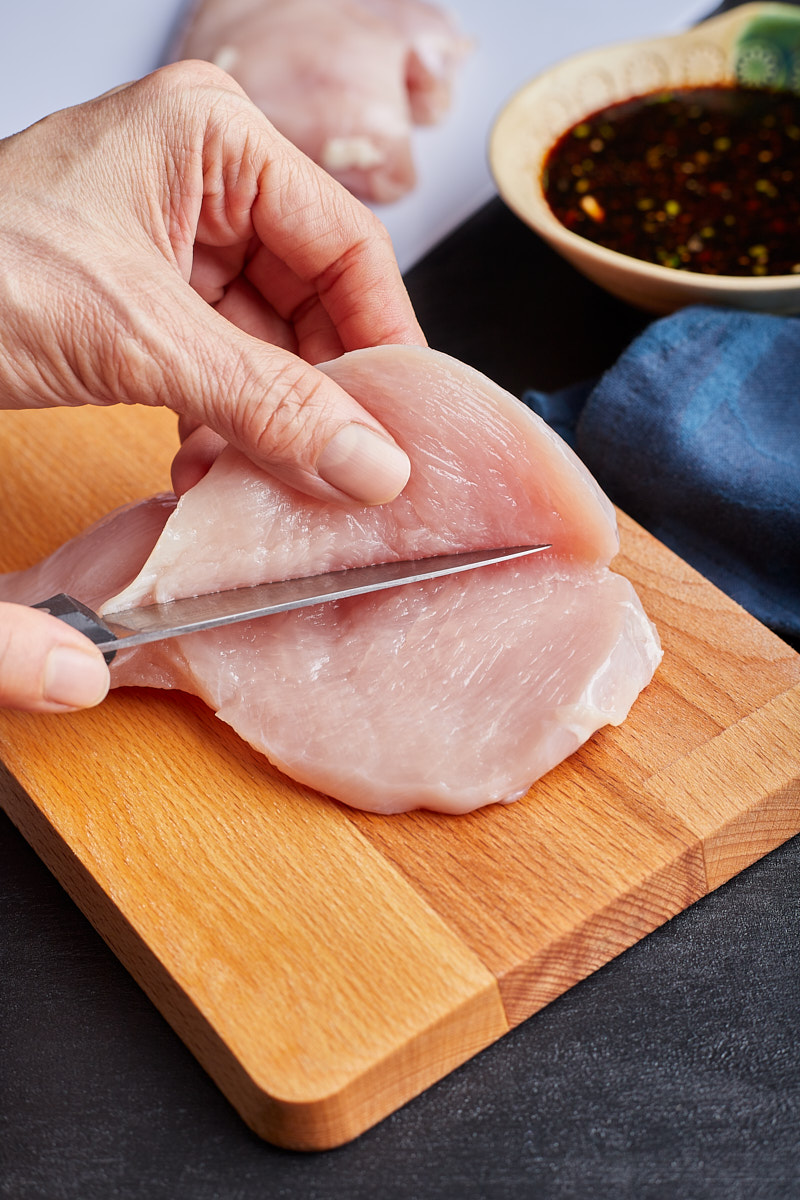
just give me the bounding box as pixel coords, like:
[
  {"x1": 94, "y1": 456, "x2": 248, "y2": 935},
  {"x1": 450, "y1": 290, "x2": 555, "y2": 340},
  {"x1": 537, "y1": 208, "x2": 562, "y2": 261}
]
[{"x1": 542, "y1": 85, "x2": 800, "y2": 277}]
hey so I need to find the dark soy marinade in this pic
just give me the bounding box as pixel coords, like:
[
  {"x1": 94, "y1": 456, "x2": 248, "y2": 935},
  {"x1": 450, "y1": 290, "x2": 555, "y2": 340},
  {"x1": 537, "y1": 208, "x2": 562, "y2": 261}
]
[{"x1": 543, "y1": 85, "x2": 800, "y2": 276}]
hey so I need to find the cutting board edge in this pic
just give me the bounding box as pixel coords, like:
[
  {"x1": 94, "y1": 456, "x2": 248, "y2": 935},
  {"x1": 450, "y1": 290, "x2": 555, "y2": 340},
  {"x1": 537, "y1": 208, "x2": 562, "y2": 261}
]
[
  {"x1": 644, "y1": 681, "x2": 800, "y2": 891},
  {"x1": 495, "y1": 835, "x2": 707, "y2": 1026}
]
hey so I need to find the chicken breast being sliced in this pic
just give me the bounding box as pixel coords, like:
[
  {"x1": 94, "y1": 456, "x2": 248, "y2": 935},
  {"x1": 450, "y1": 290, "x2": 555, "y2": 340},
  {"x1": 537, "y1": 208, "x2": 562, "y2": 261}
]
[
  {"x1": 171, "y1": 0, "x2": 472, "y2": 201},
  {"x1": 109, "y1": 347, "x2": 619, "y2": 610},
  {"x1": 0, "y1": 347, "x2": 661, "y2": 814}
]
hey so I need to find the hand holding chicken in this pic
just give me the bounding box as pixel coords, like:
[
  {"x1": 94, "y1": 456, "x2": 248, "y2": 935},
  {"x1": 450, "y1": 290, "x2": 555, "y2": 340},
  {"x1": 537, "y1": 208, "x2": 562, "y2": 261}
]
[{"x1": 0, "y1": 61, "x2": 422, "y2": 713}]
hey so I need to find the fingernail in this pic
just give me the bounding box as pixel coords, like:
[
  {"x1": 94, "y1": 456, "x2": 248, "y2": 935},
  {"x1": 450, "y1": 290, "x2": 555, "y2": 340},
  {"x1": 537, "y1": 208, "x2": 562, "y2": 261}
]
[
  {"x1": 44, "y1": 646, "x2": 110, "y2": 709},
  {"x1": 317, "y1": 424, "x2": 410, "y2": 504}
]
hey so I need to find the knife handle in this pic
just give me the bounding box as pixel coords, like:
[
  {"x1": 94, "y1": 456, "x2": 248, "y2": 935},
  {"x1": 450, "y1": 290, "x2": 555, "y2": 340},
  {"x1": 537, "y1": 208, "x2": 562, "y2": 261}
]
[{"x1": 32, "y1": 594, "x2": 118, "y2": 664}]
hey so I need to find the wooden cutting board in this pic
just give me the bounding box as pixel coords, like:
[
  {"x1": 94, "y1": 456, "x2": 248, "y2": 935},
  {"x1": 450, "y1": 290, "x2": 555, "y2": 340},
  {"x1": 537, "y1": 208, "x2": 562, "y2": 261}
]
[{"x1": 1, "y1": 403, "x2": 799, "y2": 1152}]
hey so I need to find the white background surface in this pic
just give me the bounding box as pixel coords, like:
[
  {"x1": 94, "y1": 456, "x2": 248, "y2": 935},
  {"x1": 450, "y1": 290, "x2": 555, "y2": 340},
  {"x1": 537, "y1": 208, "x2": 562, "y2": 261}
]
[{"x1": 1, "y1": 0, "x2": 713, "y2": 270}]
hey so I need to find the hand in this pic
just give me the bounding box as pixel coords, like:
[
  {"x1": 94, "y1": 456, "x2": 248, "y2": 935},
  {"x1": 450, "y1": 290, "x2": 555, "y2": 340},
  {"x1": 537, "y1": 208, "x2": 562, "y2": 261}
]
[
  {"x1": 0, "y1": 58, "x2": 424, "y2": 502},
  {"x1": 0, "y1": 602, "x2": 110, "y2": 714},
  {"x1": 0, "y1": 61, "x2": 426, "y2": 711}
]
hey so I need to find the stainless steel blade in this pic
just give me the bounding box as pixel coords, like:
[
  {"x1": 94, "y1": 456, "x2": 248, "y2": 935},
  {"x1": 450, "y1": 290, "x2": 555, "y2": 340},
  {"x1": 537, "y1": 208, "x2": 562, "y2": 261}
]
[{"x1": 33, "y1": 543, "x2": 550, "y2": 661}]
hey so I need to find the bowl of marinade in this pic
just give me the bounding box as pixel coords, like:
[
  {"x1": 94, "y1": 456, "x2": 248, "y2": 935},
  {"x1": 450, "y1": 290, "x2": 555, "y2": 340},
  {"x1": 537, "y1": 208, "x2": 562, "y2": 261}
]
[{"x1": 489, "y1": 2, "x2": 800, "y2": 314}]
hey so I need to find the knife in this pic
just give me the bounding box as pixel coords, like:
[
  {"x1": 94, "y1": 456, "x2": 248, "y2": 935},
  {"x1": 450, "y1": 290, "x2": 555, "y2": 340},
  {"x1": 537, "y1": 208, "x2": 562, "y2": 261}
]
[{"x1": 32, "y1": 543, "x2": 550, "y2": 663}]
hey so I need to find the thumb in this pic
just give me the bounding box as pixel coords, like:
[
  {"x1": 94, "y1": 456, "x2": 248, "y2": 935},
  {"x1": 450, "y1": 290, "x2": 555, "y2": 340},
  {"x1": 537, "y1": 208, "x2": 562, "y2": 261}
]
[
  {"x1": 0, "y1": 603, "x2": 110, "y2": 714},
  {"x1": 153, "y1": 290, "x2": 411, "y2": 506}
]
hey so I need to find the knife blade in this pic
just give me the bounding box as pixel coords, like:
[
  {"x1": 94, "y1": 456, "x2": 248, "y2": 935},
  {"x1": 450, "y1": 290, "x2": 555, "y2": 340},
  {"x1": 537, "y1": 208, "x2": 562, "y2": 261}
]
[{"x1": 32, "y1": 544, "x2": 550, "y2": 663}]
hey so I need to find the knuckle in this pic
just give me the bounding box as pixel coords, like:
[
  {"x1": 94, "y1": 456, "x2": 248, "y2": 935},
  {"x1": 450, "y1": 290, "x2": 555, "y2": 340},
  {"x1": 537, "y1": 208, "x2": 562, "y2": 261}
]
[
  {"x1": 142, "y1": 60, "x2": 251, "y2": 120},
  {"x1": 147, "y1": 58, "x2": 230, "y2": 96},
  {"x1": 240, "y1": 360, "x2": 327, "y2": 464}
]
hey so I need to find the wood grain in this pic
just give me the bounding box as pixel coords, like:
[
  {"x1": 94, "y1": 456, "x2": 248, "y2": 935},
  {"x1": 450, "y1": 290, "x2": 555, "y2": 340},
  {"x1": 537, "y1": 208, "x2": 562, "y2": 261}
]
[{"x1": 1, "y1": 403, "x2": 798, "y2": 1149}]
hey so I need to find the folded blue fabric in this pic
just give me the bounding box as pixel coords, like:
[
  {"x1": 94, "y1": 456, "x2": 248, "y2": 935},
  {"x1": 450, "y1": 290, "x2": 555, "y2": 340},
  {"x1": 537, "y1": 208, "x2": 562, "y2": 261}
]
[{"x1": 523, "y1": 306, "x2": 800, "y2": 647}]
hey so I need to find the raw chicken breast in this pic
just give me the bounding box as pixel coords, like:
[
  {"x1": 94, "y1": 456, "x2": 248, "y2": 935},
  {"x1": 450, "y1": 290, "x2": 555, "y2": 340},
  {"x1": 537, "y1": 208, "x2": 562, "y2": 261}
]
[
  {"x1": 112, "y1": 565, "x2": 659, "y2": 814},
  {"x1": 0, "y1": 347, "x2": 661, "y2": 815},
  {"x1": 0, "y1": 497, "x2": 175, "y2": 612},
  {"x1": 171, "y1": 0, "x2": 471, "y2": 201}
]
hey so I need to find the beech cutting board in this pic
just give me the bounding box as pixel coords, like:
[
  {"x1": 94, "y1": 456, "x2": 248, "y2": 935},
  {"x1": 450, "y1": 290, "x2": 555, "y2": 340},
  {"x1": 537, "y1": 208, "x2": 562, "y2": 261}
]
[{"x1": 1, "y1": 403, "x2": 799, "y2": 1151}]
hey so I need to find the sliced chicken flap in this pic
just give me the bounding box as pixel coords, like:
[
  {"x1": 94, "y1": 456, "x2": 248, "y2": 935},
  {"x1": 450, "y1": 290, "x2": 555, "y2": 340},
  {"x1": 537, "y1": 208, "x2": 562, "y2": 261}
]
[{"x1": 108, "y1": 346, "x2": 619, "y2": 611}]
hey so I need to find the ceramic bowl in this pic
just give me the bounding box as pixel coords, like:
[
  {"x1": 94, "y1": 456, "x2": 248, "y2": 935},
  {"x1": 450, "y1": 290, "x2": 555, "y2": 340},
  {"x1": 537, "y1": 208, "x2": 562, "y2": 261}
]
[{"x1": 489, "y1": 3, "x2": 800, "y2": 314}]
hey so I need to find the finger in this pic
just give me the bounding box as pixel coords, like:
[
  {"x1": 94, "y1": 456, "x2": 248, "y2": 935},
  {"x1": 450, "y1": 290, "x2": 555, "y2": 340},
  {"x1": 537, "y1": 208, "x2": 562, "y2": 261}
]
[
  {"x1": 0, "y1": 603, "x2": 110, "y2": 713},
  {"x1": 249, "y1": 161, "x2": 426, "y2": 352},
  {"x1": 168, "y1": 69, "x2": 425, "y2": 350},
  {"x1": 240, "y1": 242, "x2": 345, "y2": 363},
  {"x1": 150, "y1": 276, "x2": 411, "y2": 505},
  {"x1": 213, "y1": 275, "x2": 302, "y2": 354},
  {"x1": 189, "y1": 238, "x2": 250, "y2": 306},
  {"x1": 177, "y1": 412, "x2": 201, "y2": 443},
  {"x1": 171, "y1": 425, "x2": 228, "y2": 495}
]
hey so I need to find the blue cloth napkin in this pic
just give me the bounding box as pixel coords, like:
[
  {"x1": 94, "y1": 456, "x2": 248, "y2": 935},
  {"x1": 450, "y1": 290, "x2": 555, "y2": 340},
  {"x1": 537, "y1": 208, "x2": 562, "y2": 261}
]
[{"x1": 523, "y1": 306, "x2": 800, "y2": 647}]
